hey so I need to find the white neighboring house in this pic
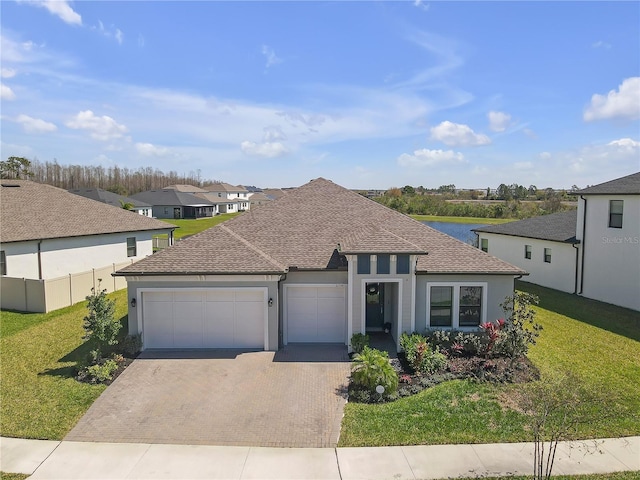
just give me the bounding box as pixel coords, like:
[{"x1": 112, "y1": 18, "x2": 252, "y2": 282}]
[
  {"x1": 474, "y1": 172, "x2": 640, "y2": 311},
  {"x1": 202, "y1": 183, "x2": 251, "y2": 213},
  {"x1": 0, "y1": 180, "x2": 175, "y2": 312}
]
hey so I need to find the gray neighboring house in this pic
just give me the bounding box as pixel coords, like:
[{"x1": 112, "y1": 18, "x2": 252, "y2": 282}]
[
  {"x1": 116, "y1": 178, "x2": 525, "y2": 352},
  {"x1": 130, "y1": 189, "x2": 216, "y2": 219},
  {"x1": 473, "y1": 210, "x2": 580, "y2": 294},
  {"x1": 69, "y1": 188, "x2": 153, "y2": 217}
]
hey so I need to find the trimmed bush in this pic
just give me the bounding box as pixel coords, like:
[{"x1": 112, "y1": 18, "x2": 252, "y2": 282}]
[
  {"x1": 351, "y1": 347, "x2": 398, "y2": 395},
  {"x1": 400, "y1": 333, "x2": 447, "y2": 374},
  {"x1": 350, "y1": 333, "x2": 370, "y2": 354}
]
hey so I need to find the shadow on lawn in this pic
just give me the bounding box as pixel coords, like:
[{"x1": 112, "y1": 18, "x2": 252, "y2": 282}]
[{"x1": 516, "y1": 280, "x2": 640, "y2": 342}]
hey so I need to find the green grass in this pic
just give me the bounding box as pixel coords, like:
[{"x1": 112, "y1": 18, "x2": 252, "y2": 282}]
[
  {"x1": 0, "y1": 290, "x2": 128, "y2": 440},
  {"x1": 160, "y1": 213, "x2": 241, "y2": 239},
  {"x1": 0, "y1": 473, "x2": 29, "y2": 480},
  {"x1": 452, "y1": 475, "x2": 639, "y2": 480},
  {"x1": 339, "y1": 282, "x2": 640, "y2": 447},
  {"x1": 410, "y1": 214, "x2": 514, "y2": 224}
]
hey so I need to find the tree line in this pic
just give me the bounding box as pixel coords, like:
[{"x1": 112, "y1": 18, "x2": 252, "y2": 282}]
[{"x1": 0, "y1": 157, "x2": 220, "y2": 196}]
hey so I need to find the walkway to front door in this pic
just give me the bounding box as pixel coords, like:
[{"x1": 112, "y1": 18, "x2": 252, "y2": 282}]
[{"x1": 65, "y1": 345, "x2": 350, "y2": 448}]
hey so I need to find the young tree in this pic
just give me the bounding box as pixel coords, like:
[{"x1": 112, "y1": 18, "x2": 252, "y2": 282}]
[
  {"x1": 0, "y1": 156, "x2": 33, "y2": 179},
  {"x1": 83, "y1": 282, "x2": 120, "y2": 361}
]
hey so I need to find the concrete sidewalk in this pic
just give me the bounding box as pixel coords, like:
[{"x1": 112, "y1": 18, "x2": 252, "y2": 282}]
[{"x1": 1, "y1": 436, "x2": 638, "y2": 479}]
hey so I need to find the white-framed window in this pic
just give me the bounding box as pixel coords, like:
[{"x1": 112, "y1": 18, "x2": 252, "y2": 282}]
[
  {"x1": 525, "y1": 244, "x2": 532, "y2": 259},
  {"x1": 544, "y1": 248, "x2": 551, "y2": 263},
  {"x1": 426, "y1": 282, "x2": 487, "y2": 328},
  {"x1": 127, "y1": 237, "x2": 137, "y2": 257},
  {"x1": 609, "y1": 200, "x2": 623, "y2": 228},
  {"x1": 480, "y1": 238, "x2": 488, "y2": 252}
]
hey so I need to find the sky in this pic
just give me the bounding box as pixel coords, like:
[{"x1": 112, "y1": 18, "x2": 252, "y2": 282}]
[{"x1": 1, "y1": 1, "x2": 639, "y2": 190}]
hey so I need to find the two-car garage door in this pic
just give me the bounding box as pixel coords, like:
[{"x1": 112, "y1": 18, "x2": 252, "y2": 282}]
[
  {"x1": 142, "y1": 289, "x2": 266, "y2": 349},
  {"x1": 285, "y1": 285, "x2": 347, "y2": 343}
]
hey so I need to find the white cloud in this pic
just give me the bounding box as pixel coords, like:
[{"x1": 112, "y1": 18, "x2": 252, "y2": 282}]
[
  {"x1": 261, "y1": 45, "x2": 282, "y2": 69},
  {"x1": 135, "y1": 142, "x2": 168, "y2": 156},
  {"x1": 93, "y1": 21, "x2": 124, "y2": 45},
  {"x1": 413, "y1": 0, "x2": 430, "y2": 11},
  {"x1": 397, "y1": 148, "x2": 465, "y2": 167},
  {"x1": 240, "y1": 141, "x2": 288, "y2": 158},
  {"x1": 262, "y1": 125, "x2": 287, "y2": 142},
  {"x1": 430, "y1": 121, "x2": 491, "y2": 147},
  {"x1": 115, "y1": 29, "x2": 124, "y2": 45},
  {"x1": 487, "y1": 111, "x2": 512, "y2": 132},
  {"x1": 539, "y1": 151, "x2": 551, "y2": 160},
  {"x1": 592, "y1": 40, "x2": 611, "y2": 49},
  {"x1": 138, "y1": 34, "x2": 145, "y2": 48},
  {"x1": 16, "y1": 114, "x2": 57, "y2": 133},
  {"x1": 1, "y1": 83, "x2": 16, "y2": 100},
  {"x1": 607, "y1": 138, "x2": 640, "y2": 152},
  {"x1": 584, "y1": 77, "x2": 640, "y2": 122},
  {"x1": 66, "y1": 110, "x2": 128, "y2": 141},
  {"x1": 1, "y1": 68, "x2": 16, "y2": 78},
  {"x1": 20, "y1": 0, "x2": 82, "y2": 26}
]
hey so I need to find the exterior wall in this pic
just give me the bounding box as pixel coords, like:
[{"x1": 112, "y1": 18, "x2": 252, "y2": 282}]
[
  {"x1": 124, "y1": 275, "x2": 281, "y2": 351},
  {"x1": 134, "y1": 207, "x2": 153, "y2": 217},
  {"x1": 476, "y1": 233, "x2": 578, "y2": 293},
  {"x1": 151, "y1": 205, "x2": 181, "y2": 219},
  {"x1": 1, "y1": 231, "x2": 160, "y2": 280},
  {"x1": 578, "y1": 195, "x2": 640, "y2": 311},
  {"x1": 415, "y1": 274, "x2": 514, "y2": 332}
]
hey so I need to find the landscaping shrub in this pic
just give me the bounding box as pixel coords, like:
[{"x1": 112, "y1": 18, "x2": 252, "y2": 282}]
[
  {"x1": 424, "y1": 329, "x2": 486, "y2": 357},
  {"x1": 350, "y1": 333, "x2": 370, "y2": 354},
  {"x1": 495, "y1": 291, "x2": 542, "y2": 358},
  {"x1": 400, "y1": 333, "x2": 447, "y2": 374},
  {"x1": 78, "y1": 359, "x2": 118, "y2": 384},
  {"x1": 351, "y1": 346, "x2": 398, "y2": 395},
  {"x1": 121, "y1": 334, "x2": 142, "y2": 356},
  {"x1": 83, "y1": 282, "x2": 121, "y2": 359}
]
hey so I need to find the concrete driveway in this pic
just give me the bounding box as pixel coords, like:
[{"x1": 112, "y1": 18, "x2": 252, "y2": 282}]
[{"x1": 65, "y1": 345, "x2": 351, "y2": 448}]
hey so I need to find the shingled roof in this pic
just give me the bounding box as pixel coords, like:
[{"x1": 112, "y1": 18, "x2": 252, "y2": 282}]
[
  {"x1": 473, "y1": 210, "x2": 578, "y2": 243},
  {"x1": 117, "y1": 178, "x2": 525, "y2": 276},
  {"x1": 574, "y1": 171, "x2": 640, "y2": 195},
  {"x1": 1, "y1": 181, "x2": 174, "y2": 243},
  {"x1": 130, "y1": 189, "x2": 214, "y2": 207},
  {"x1": 69, "y1": 188, "x2": 151, "y2": 209}
]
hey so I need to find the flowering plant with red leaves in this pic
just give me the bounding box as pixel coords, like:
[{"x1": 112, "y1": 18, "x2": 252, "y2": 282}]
[{"x1": 480, "y1": 319, "x2": 505, "y2": 357}]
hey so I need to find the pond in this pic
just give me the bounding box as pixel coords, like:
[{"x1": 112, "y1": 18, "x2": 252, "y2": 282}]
[{"x1": 421, "y1": 221, "x2": 489, "y2": 245}]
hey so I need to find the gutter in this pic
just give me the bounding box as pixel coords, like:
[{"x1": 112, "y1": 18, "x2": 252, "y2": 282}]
[
  {"x1": 572, "y1": 243, "x2": 580, "y2": 294},
  {"x1": 37, "y1": 240, "x2": 43, "y2": 280},
  {"x1": 579, "y1": 195, "x2": 587, "y2": 294}
]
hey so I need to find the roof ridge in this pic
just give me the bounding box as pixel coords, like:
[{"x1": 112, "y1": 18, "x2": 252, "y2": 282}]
[
  {"x1": 379, "y1": 225, "x2": 427, "y2": 253},
  {"x1": 219, "y1": 224, "x2": 286, "y2": 272}
]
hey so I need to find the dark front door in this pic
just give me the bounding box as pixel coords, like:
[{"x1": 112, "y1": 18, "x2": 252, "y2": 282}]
[{"x1": 365, "y1": 283, "x2": 384, "y2": 330}]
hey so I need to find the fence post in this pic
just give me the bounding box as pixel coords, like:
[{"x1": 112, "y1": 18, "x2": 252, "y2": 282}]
[
  {"x1": 69, "y1": 273, "x2": 73, "y2": 305},
  {"x1": 23, "y1": 278, "x2": 28, "y2": 312}
]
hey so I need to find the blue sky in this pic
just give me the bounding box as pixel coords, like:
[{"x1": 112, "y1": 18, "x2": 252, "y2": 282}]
[{"x1": 1, "y1": 1, "x2": 638, "y2": 189}]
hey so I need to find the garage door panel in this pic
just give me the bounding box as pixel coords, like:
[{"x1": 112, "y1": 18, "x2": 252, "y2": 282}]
[
  {"x1": 145, "y1": 291, "x2": 173, "y2": 302},
  {"x1": 317, "y1": 286, "x2": 345, "y2": 299},
  {"x1": 174, "y1": 291, "x2": 203, "y2": 303},
  {"x1": 173, "y1": 300, "x2": 204, "y2": 348},
  {"x1": 203, "y1": 315, "x2": 234, "y2": 347},
  {"x1": 143, "y1": 300, "x2": 174, "y2": 348},
  {"x1": 206, "y1": 290, "x2": 235, "y2": 302},
  {"x1": 288, "y1": 287, "x2": 317, "y2": 298},
  {"x1": 286, "y1": 286, "x2": 346, "y2": 344},
  {"x1": 234, "y1": 290, "x2": 264, "y2": 302}
]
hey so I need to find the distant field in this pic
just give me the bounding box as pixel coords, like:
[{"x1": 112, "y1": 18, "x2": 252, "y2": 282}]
[
  {"x1": 409, "y1": 215, "x2": 514, "y2": 224},
  {"x1": 159, "y1": 213, "x2": 241, "y2": 239}
]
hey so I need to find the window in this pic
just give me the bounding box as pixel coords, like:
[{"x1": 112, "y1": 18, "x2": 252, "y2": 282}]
[
  {"x1": 480, "y1": 238, "x2": 488, "y2": 252},
  {"x1": 544, "y1": 248, "x2": 551, "y2": 263},
  {"x1": 430, "y1": 286, "x2": 452, "y2": 327},
  {"x1": 609, "y1": 200, "x2": 623, "y2": 228},
  {"x1": 396, "y1": 254, "x2": 410, "y2": 274},
  {"x1": 525, "y1": 245, "x2": 532, "y2": 259},
  {"x1": 459, "y1": 286, "x2": 482, "y2": 326},
  {"x1": 357, "y1": 254, "x2": 370, "y2": 274},
  {"x1": 127, "y1": 237, "x2": 137, "y2": 257},
  {"x1": 164, "y1": 207, "x2": 169, "y2": 215},
  {"x1": 377, "y1": 254, "x2": 390, "y2": 274},
  {"x1": 0, "y1": 250, "x2": 6, "y2": 276},
  {"x1": 427, "y1": 283, "x2": 486, "y2": 328}
]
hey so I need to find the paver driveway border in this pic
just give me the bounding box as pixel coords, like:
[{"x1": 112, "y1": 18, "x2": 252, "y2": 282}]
[{"x1": 64, "y1": 345, "x2": 351, "y2": 448}]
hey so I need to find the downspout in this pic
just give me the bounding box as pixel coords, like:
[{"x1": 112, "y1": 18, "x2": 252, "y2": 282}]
[
  {"x1": 579, "y1": 195, "x2": 587, "y2": 294},
  {"x1": 37, "y1": 240, "x2": 43, "y2": 280},
  {"x1": 572, "y1": 243, "x2": 579, "y2": 294},
  {"x1": 277, "y1": 272, "x2": 287, "y2": 349}
]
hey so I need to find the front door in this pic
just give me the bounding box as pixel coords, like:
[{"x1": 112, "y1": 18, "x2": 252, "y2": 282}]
[
  {"x1": 365, "y1": 283, "x2": 384, "y2": 330},
  {"x1": 173, "y1": 207, "x2": 181, "y2": 219}
]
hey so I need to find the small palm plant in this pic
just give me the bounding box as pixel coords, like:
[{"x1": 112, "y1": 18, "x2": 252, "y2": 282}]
[{"x1": 351, "y1": 346, "x2": 398, "y2": 395}]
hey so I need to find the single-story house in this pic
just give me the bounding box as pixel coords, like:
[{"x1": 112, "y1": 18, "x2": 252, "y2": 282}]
[
  {"x1": 116, "y1": 178, "x2": 526, "y2": 352},
  {"x1": 130, "y1": 189, "x2": 216, "y2": 219},
  {"x1": 474, "y1": 171, "x2": 639, "y2": 311},
  {"x1": 1, "y1": 180, "x2": 175, "y2": 312},
  {"x1": 69, "y1": 188, "x2": 153, "y2": 217}
]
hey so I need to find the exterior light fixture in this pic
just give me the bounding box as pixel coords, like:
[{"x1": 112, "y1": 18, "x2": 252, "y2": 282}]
[
  {"x1": 268, "y1": 298, "x2": 274, "y2": 307},
  {"x1": 130, "y1": 298, "x2": 136, "y2": 308}
]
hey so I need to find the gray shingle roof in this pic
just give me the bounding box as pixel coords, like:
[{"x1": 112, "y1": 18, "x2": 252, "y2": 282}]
[
  {"x1": 1, "y1": 181, "x2": 174, "y2": 243},
  {"x1": 162, "y1": 184, "x2": 208, "y2": 193},
  {"x1": 472, "y1": 210, "x2": 578, "y2": 243},
  {"x1": 69, "y1": 188, "x2": 151, "y2": 208},
  {"x1": 130, "y1": 190, "x2": 214, "y2": 207},
  {"x1": 205, "y1": 182, "x2": 248, "y2": 193},
  {"x1": 117, "y1": 178, "x2": 525, "y2": 276},
  {"x1": 574, "y1": 172, "x2": 640, "y2": 195}
]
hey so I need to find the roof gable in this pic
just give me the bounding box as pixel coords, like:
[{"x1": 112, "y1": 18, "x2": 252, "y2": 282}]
[
  {"x1": 473, "y1": 210, "x2": 578, "y2": 243},
  {"x1": 1, "y1": 181, "x2": 174, "y2": 243},
  {"x1": 575, "y1": 172, "x2": 640, "y2": 195},
  {"x1": 205, "y1": 183, "x2": 248, "y2": 193}
]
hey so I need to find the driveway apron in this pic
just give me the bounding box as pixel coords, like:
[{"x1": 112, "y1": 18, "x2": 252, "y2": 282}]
[{"x1": 64, "y1": 345, "x2": 350, "y2": 448}]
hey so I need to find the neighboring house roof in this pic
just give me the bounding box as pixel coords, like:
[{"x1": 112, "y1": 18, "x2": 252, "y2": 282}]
[
  {"x1": 248, "y1": 192, "x2": 272, "y2": 203},
  {"x1": 261, "y1": 188, "x2": 288, "y2": 200},
  {"x1": 130, "y1": 190, "x2": 214, "y2": 207},
  {"x1": 0, "y1": 181, "x2": 174, "y2": 244},
  {"x1": 194, "y1": 192, "x2": 242, "y2": 204},
  {"x1": 117, "y1": 178, "x2": 524, "y2": 276},
  {"x1": 472, "y1": 210, "x2": 579, "y2": 243},
  {"x1": 205, "y1": 182, "x2": 248, "y2": 193},
  {"x1": 574, "y1": 171, "x2": 640, "y2": 195},
  {"x1": 163, "y1": 184, "x2": 208, "y2": 193},
  {"x1": 69, "y1": 188, "x2": 151, "y2": 209}
]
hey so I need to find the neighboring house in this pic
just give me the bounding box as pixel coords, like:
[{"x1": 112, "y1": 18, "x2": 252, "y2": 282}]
[
  {"x1": 204, "y1": 183, "x2": 251, "y2": 212},
  {"x1": 69, "y1": 188, "x2": 153, "y2": 217},
  {"x1": 248, "y1": 191, "x2": 273, "y2": 208},
  {"x1": 162, "y1": 184, "x2": 208, "y2": 194},
  {"x1": 0, "y1": 180, "x2": 175, "y2": 312},
  {"x1": 130, "y1": 190, "x2": 216, "y2": 219},
  {"x1": 116, "y1": 178, "x2": 525, "y2": 352},
  {"x1": 473, "y1": 211, "x2": 579, "y2": 294},
  {"x1": 261, "y1": 188, "x2": 288, "y2": 200},
  {"x1": 474, "y1": 171, "x2": 640, "y2": 311}
]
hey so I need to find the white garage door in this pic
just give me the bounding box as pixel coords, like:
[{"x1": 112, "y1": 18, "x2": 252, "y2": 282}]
[
  {"x1": 142, "y1": 289, "x2": 266, "y2": 349},
  {"x1": 286, "y1": 285, "x2": 347, "y2": 343}
]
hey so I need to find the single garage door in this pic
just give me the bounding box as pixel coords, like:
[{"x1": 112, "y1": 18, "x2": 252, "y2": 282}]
[
  {"x1": 286, "y1": 285, "x2": 347, "y2": 343},
  {"x1": 142, "y1": 289, "x2": 266, "y2": 349}
]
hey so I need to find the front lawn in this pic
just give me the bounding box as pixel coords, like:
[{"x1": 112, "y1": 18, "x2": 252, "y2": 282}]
[
  {"x1": 0, "y1": 290, "x2": 128, "y2": 440},
  {"x1": 339, "y1": 283, "x2": 640, "y2": 446},
  {"x1": 161, "y1": 213, "x2": 241, "y2": 239}
]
